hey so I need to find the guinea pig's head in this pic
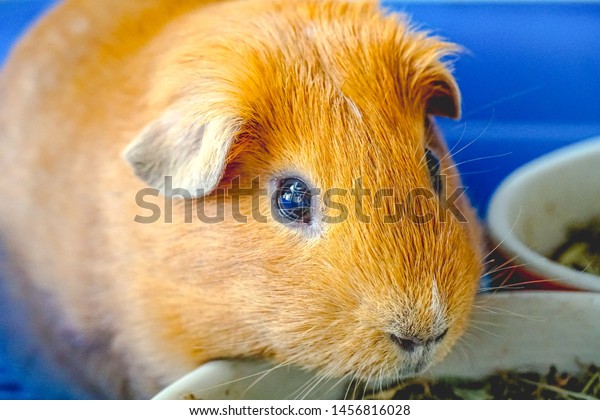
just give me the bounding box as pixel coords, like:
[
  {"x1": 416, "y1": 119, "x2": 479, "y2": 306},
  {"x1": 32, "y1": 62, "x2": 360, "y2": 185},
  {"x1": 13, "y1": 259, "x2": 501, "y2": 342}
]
[{"x1": 124, "y1": 0, "x2": 483, "y2": 388}]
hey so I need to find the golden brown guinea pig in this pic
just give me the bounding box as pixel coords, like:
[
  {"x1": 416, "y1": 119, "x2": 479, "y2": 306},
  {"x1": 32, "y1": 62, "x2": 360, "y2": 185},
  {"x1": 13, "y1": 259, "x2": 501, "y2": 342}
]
[{"x1": 0, "y1": 0, "x2": 484, "y2": 398}]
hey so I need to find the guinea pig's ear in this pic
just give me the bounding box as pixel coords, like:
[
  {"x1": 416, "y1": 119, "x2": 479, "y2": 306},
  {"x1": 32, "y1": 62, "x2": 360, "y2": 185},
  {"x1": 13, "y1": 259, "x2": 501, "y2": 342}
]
[
  {"x1": 122, "y1": 108, "x2": 240, "y2": 198},
  {"x1": 424, "y1": 69, "x2": 461, "y2": 120}
]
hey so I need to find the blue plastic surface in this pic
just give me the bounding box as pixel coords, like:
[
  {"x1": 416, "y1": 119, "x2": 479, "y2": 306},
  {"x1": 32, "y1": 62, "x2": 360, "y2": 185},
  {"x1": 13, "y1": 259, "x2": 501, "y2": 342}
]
[
  {"x1": 0, "y1": 0, "x2": 599, "y2": 399},
  {"x1": 0, "y1": 0, "x2": 56, "y2": 64}
]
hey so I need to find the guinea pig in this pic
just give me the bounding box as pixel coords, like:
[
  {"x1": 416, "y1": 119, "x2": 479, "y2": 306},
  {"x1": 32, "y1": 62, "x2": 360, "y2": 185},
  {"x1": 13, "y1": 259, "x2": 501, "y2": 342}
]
[{"x1": 0, "y1": 0, "x2": 484, "y2": 398}]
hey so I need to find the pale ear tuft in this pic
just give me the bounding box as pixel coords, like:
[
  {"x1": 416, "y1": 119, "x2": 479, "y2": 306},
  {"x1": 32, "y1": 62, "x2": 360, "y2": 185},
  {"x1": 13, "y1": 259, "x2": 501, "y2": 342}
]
[{"x1": 122, "y1": 109, "x2": 239, "y2": 197}]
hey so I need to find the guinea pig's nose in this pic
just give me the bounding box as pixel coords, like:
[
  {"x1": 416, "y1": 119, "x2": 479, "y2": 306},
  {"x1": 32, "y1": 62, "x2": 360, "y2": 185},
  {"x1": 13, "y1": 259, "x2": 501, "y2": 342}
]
[
  {"x1": 389, "y1": 334, "x2": 423, "y2": 353},
  {"x1": 389, "y1": 328, "x2": 448, "y2": 353}
]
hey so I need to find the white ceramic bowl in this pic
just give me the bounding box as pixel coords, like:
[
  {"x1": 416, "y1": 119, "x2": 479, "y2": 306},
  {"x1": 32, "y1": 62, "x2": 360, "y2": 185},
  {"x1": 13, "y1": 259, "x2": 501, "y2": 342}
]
[
  {"x1": 487, "y1": 137, "x2": 600, "y2": 291},
  {"x1": 152, "y1": 359, "x2": 346, "y2": 400},
  {"x1": 154, "y1": 292, "x2": 600, "y2": 399}
]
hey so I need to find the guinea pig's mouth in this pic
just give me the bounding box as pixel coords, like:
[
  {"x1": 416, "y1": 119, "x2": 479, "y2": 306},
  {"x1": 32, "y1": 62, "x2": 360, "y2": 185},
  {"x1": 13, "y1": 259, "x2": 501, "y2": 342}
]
[
  {"x1": 366, "y1": 347, "x2": 438, "y2": 389},
  {"x1": 356, "y1": 359, "x2": 432, "y2": 394}
]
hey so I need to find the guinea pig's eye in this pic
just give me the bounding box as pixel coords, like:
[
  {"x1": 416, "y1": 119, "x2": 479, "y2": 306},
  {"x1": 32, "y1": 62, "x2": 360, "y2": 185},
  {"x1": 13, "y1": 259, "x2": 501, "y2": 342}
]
[
  {"x1": 275, "y1": 178, "x2": 312, "y2": 223},
  {"x1": 425, "y1": 148, "x2": 443, "y2": 194}
]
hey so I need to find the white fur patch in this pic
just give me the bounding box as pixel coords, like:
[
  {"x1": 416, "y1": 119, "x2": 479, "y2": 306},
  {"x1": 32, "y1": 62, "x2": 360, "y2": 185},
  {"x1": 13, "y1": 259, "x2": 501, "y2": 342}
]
[
  {"x1": 69, "y1": 17, "x2": 90, "y2": 35},
  {"x1": 344, "y1": 95, "x2": 362, "y2": 120},
  {"x1": 304, "y1": 24, "x2": 317, "y2": 39}
]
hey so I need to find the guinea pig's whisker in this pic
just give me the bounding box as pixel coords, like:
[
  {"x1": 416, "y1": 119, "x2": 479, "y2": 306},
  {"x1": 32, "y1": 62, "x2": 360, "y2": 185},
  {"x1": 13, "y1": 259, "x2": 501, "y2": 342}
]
[
  {"x1": 459, "y1": 329, "x2": 477, "y2": 341},
  {"x1": 462, "y1": 86, "x2": 542, "y2": 119},
  {"x1": 182, "y1": 363, "x2": 293, "y2": 396},
  {"x1": 373, "y1": 368, "x2": 383, "y2": 397},
  {"x1": 482, "y1": 262, "x2": 528, "y2": 278},
  {"x1": 444, "y1": 167, "x2": 498, "y2": 178},
  {"x1": 454, "y1": 335, "x2": 476, "y2": 364},
  {"x1": 482, "y1": 256, "x2": 497, "y2": 267},
  {"x1": 451, "y1": 340, "x2": 479, "y2": 375},
  {"x1": 480, "y1": 263, "x2": 569, "y2": 292},
  {"x1": 481, "y1": 259, "x2": 499, "y2": 275},
  {"x1": 482, "y1": 254, "x2": 520, "y2": 271},
  {"x1": 472, "y1": 304, "x2": 549, "y2": 326},
  {"x1": 478, "y1": 284, "x2": 525, "y2": 293},
  {"x1": 480, "y1": 261, "x2": 523, "y2": 279},
  {"x1": 301, "y1": 374, "x2": 332, "y2": 400},
  {"x1": 361, "y1": 371, "x2": 373, "y2": 400},
  {"x1": 238, "y1": 357, "x2": 306, "y2": 398},
  {"x1": 344, "y1": 374, "x2": 361, "y2": 400},
  {"x1": 467, "y1": 324, "x2": 501, "y2": 338},
  {"x1": 445, "y1": 120, "x2": 470, "y2": 155},
  {"x1": 468, "y1": 319, "x2": 504, "y2": 328},
  {"x1": 482, "y1": 277, "x2": 564, "y2": 292},
  {"x1": 458, "y1": 331, "x2": 483, "y2": 353},
  {"x1": 442, "y1": 113, "x2": 495, "y2": 166},
  {"x1": 291, "y1": 358, "x2": 350, "y2": 400},
  {"x1": 371, "y1": 370, "x2": 381, "y2": 398},
  {"x1": 478, "y1": 264, "x2": 522, "y2": 294},
  {"x1": 287, "y1": 366, "x2": 325, "y2": 400},
  {"x1": 185, "y1": 358, "x2": 304, "y2": 394},
  {"x1": 456, "y1": 334, "x2": 475, "y2": 352},
  {"x1": 417, "y1": 155, "x2": 427, "y2": 171},
  {"x1": 471, "y1": 303, "x2": 515, "y2": 315},
  {"x1": 378, "y1": 366, "x2": 388, "y2": 395},
  {"x1": 471, "y1": 302, "x2": 543, "y2": 321},
  {"x1": 445, "y1": 152, "x2": 513, "y2": 172},
  {"x1": 293, "y1": 369, "x2": 335, "y2": 400},
  {"x1": 325, "y1": 372, "x2": 354, "y2": 398},
  {"x1": 445, "y1": 131, "x2": 484, "y2": 161},
  {"x1": 481, "y1": 207, "x2": 523, "y2": 262}
]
